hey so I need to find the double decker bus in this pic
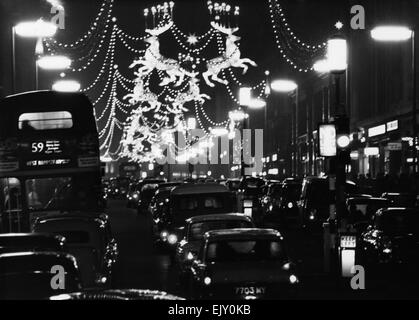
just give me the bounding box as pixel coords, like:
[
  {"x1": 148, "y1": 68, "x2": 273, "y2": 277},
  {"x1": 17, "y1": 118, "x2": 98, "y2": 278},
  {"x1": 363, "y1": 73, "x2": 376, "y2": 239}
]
[{"x1": 0, "y1": 91, "x2": 103, "y2": 233}]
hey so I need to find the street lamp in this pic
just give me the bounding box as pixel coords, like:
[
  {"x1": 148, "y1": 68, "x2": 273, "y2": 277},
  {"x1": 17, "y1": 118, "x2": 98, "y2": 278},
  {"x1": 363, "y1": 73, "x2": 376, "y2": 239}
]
[
  {"x1": 12, "y1": 19, "x2": 58, "y2": 93},
  {"x1": 313, "y1": 59, "x2": 331, "y2": 73},
  {"x1": 52, "y1": 80, "x2": 81, "y2": 92},
  {"x1": 229, "y1": 109, "x2": 248, "y2": 122},
  {"x1": 248, "y1": 98, "x2": 266, "y2": 109},
  {"x1": 371, "y1": 26, "x2": 413, "y2": 42},
  {"x1": 271, "y1": 80, "x2": 298, "y2": 93},
  {"x1": 271, "y1": 79, "x2": 299, "y2": 177},
  {"x1": 37, "y1": 55, "x2": 72, "y2": 70},
  {"x1": 14, "y1": 19, "x2": 57, "y2": 38},
  {"x1": 327, "y1": 36, "x2": 348, "y2": 74},
  {"x1": 210, "y1": 127, "x2": 229, "y2": 137},
  {"x1": 371, "y1": 25, "x2": 417, "y2": 173}
]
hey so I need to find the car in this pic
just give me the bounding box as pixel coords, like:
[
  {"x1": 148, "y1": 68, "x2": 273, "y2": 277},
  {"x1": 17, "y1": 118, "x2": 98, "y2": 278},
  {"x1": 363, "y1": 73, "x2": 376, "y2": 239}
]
[
  {"x1": 137, "y1": 183, "x2": 161, "y2": 214},
  {"x1": 126, "y1": 182, "x2": 141, "y2": 208},
  {"x1": 343, "y1": 197, "x2": 391, "y2": 234},
  {"x1": 108, "y1": 177, "x2": 131, "y2": 199},
  {"x1": 381, "y1": 193, "x2": 418, "y2": 208},
  {"x1": 157, "y1": 184, "x2": 236, "y2": 249},
  {"x1": 50, "y1": 289, "x2": 184, "y2": 300},
  {"x1": 298, "y1": 177, "x2": 358, "y2": 231},
  {"x1": 358, "y1": 208, "x2": 419, "y2": 280},
  {"x1": 127, "y1": 179, "x2": 168, "y2": 209},
  {"x1": 0, "y1": 233, "x2": 67, "y2": 254},
  {"x1": 174, "y1": 214, "x2": 255, "y2": 277},
  {"x1": 225, "y1": 178, "x2": 241, "y2": 192},
  {"x1": 186, "y1": 228, "x2": 299, "y2": 300},
  {"x1": 150, "y1": 187, "x2": 176, "y2": 241},
  {"x1": 0, "y1": 251, "x2": 82, "y2": 300},
  {"x1": 32, "y1": 214, "x2": 118, "y2": 288},
  {"x1": 262, "y1": 180, "x2": 302, "y2": 227}
]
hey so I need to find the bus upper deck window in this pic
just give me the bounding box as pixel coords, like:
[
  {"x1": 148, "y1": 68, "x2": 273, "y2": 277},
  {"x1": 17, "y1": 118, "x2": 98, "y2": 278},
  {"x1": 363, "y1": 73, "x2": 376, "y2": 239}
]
[{"x1": 18, "y1": 111, "x2": 73, "y2": 130}]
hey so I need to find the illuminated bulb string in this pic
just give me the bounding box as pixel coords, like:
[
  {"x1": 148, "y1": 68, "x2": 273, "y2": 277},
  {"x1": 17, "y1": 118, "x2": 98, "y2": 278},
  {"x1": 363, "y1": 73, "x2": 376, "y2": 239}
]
[
  {"x1": 80, "y1": 26, "x2": 117, "y2": 93},
  {"x1": 267, "y1": 0, "x2": 327, "y2": 72},
  {"x1": 270, "y1": 0, "x2": 326, "y2": 52},
  {"x1": 48, "y1": 0, "x2": 114, "y2": 49}
]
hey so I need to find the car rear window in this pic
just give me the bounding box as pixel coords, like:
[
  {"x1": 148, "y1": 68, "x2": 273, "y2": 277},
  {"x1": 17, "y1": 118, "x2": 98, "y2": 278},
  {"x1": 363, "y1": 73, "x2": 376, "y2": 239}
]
[
  {"x1": 206, "y1": 239, "x2": 286, "y2": 262},
  {"x1": 189, "y1": 220, "x2": 253, "y2": 241},
  {"x1": 55, "y1": 231, "x2": 90, "y2": 244}
]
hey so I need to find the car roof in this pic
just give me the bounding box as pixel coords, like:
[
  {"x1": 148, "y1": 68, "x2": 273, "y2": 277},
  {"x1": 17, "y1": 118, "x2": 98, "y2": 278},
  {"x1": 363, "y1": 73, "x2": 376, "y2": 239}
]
[
  {"x1": 376, "y1": 207, "x2": 419, "y2": 216},
  {"x1": 186, "y1": 214, "x2": 253, "y2": 224},
  {"x1": 37, "y1": 212, "x2": 108, "y2": 222},
  {"x1": 347, "y1": 197, "x2": 389, "y2": 203},
  {"x1": 50, "y1": 289, "x2": 185, "y2": 300},
  {"x1": 0, "y1": 233, "x2": 65, "y2": 246},
  {"x1": 382, "y1": 193, "x2": 416, "y2": 197},
  {"x1": 171, "y1": 183, "x2": 229, "y2": 195},
  {"x1": 0, "y1": 252, "x2": 78, "y2": 274},
  {"x1": 205, "y1": 228, "x2": 282, "y2": 240},
  {"x1": 34, "y1": 216, "x2": 105, "y2": 229}
]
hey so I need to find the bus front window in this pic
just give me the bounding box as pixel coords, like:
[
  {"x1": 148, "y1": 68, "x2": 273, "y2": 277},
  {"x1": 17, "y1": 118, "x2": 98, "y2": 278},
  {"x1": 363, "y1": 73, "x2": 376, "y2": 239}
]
[
  {"x1": 0, "y1": 178, "x2": 23, "y2": 233},
  {"x1": 26, "y1": 177, "x2": 102, "y2": 212},
  {"x1": 26, "y1": 178, "x2": 71, "y2": 211}
]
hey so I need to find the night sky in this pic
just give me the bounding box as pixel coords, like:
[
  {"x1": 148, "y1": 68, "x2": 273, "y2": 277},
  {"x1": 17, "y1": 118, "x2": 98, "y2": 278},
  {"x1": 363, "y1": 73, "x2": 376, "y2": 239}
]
[{"x1": 0, "y1": 0, "x2": 353, "y2": 152}]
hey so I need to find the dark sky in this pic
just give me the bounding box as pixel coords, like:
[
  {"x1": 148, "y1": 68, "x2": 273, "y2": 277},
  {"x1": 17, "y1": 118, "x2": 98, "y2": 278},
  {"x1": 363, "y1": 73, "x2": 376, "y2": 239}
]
[{"x1": 0, "y1": 0, "x2": 350, "y2": 153}]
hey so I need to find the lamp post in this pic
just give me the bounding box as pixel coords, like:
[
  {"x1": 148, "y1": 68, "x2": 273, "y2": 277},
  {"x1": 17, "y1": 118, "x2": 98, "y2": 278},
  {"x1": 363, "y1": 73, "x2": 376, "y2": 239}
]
[
  {"x1": 239, "y1": 87, "x2": 252, "y2": 178},
  {"x1": 52, "y1": 80, "x2": 81, "y2": 92},
  {"x1": 238, "y1": 87, "x2": 266, "y2": 177},
  {"x1": 327, "y1": 33, "x2": 348, "y2": 236},
  {"x1": 371, "y1": 25, "x2": 417, "y2": 174},
  {"x1": 12, "y1": 19, "x2": 58, "y2": 93},
  {"x1": 271, "y1": 79, "x2": 299, "y2": 177}
]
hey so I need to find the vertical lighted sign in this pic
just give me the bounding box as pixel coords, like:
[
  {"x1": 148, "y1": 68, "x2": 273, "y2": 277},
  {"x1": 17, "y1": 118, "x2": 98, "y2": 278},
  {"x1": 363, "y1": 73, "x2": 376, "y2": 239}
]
[{"x1": 319, "y1": 124, "x2": 337, "y2": 157}]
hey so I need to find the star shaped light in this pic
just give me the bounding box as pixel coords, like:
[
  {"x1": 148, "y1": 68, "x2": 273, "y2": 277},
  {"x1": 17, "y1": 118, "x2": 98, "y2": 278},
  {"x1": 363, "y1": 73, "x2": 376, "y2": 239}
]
[
  {"x1": 335, "y1": 21, "x2": 344, "y2": 30},
  {"x1": 187, "y1": 34, "x2": 199, "y2": 46}
]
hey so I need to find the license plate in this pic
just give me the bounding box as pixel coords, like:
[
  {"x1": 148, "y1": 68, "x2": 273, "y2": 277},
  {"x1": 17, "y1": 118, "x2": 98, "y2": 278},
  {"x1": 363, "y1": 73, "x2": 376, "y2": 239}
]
[
  {"x1": 340, "y1": 235, "x2": 356, "y2": 249},
  {"x1": 235, "y1": 286, "x2": 266, "y2": 296}
]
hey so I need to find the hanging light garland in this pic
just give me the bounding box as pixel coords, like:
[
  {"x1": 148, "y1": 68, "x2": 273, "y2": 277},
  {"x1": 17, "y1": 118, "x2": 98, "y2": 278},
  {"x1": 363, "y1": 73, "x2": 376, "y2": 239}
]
[{"x1": 268, "y1": 0, "x2": 328, "y2": 72}]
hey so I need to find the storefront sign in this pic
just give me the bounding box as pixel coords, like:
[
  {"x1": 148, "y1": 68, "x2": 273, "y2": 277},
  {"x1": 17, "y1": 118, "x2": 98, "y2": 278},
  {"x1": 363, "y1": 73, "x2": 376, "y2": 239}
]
[
  {"x1": 386, "y1": 120, "x2": 399, "y2": 132},
  {"x1": 364, "y1": 147, "x2": 380, "y2": 156},
  {"x1": 319, "y1": 124, "x2": 337, "y2": 157},
  {"x1": 387, "y1": 142, "x2": 402, "y2": 151},
  {"x1": 368, "y1": 124, "x2": 386, "y2": 137}
]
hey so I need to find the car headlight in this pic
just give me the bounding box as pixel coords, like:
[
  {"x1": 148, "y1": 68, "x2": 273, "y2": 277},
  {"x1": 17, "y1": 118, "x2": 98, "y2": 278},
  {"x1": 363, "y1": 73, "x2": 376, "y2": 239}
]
[
  {"x1": 133, "y1": 194, "x2": 139, "y2": 199},
  {"x1": 204, "y1": 276, "x2": 212, "y2": 286},
  {"x1": 167, "y1": 234, "x2": 178, "y2": 245},
  {"x1": 309, "y1": 209, "x2": 317, "y2": 220},
  {"x1": 282, "y1": 262, "x2": 291, "y2": 271},
  {"x1": 383, "y1": 248, "x2": 392, "y2": 254},
  {"x1": 160, "y1": 231, "x2": 168, "y2": 240},
  {"x1": 288, "y1": 202, "x2": 294, "y2": 209},
  {"x1": 289, "y1": 274, "x2": 299, "y2": 284}
]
